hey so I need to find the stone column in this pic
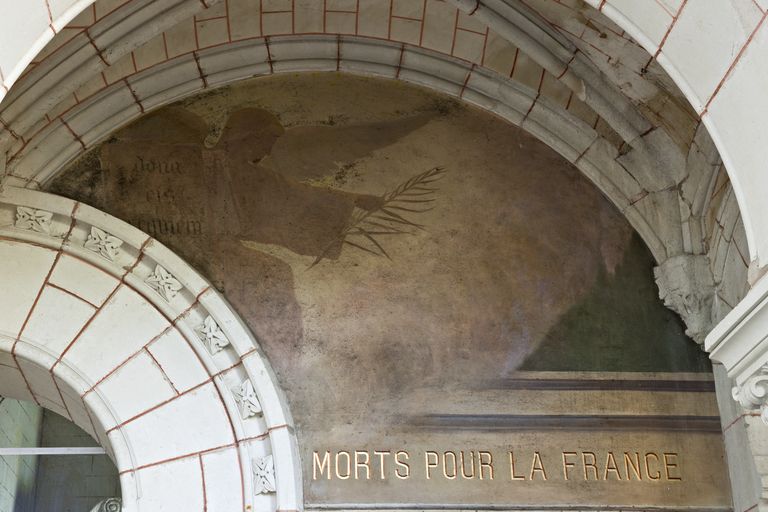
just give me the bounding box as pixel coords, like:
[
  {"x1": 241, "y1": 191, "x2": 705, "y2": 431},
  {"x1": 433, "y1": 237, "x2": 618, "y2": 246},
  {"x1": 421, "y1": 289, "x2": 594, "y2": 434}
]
[{"x1": 707, "y1": 274, "x2": 768, "y2": 511}]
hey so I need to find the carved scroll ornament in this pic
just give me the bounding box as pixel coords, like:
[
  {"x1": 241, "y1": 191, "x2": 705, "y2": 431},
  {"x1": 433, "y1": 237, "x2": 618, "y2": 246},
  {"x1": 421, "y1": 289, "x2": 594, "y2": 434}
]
[{"x1": 732, "y1": 364, "x2": 768, "y2": 423}]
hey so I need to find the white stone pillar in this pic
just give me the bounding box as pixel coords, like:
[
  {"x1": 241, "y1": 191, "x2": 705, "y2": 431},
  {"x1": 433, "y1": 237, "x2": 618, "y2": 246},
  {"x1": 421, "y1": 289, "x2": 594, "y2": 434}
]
[{"x1": 707, "y1": 273, "x2": 768, "y2": 511}]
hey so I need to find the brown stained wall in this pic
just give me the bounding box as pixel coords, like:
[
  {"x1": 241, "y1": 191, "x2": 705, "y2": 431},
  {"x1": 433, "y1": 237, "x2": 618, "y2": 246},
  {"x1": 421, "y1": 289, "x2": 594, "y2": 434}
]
[{"x1": 49, "y1": 73, "x2": 725, "y2": 508}]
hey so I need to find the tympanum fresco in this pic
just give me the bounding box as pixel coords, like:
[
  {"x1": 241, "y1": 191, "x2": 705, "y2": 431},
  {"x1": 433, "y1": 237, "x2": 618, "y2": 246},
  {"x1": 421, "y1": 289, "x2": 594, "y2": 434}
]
[{"x1": 51, "y1": 74, "x2": 727, "y2": 509}]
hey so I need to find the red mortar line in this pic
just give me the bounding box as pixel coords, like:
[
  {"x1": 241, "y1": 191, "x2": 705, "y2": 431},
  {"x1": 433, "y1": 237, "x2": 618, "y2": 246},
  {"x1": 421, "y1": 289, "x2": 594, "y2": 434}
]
[
  {"x1": 336, "y1": 35, "x2": 342, "y2": 71},
  {"x1": 194, "y1": 12, "x2": 201, "y2": 49},
  {"x1": 51, "y1": 370, "x2": 74, "y2": 420},
  {"x1": 0, "y1": 115, "x2": 24, "y2": 142},
  {"x1": 118, "y1": 426, "x2": 286, "y2": 475},
  {"x1": 81, "y1": 324, "x2": 174, "y2": 397},
  {"x1": 509, "y1": 47, "x2": 519, "y2": 77},
  {"x1": 651, "y1": 0, "x2": 689, "y2": 61},
  {"x1": 456, "y1": 26, "x2": 486, "y2": 37},
  {"x1": 196, "y1": 14, "x2": 228, "y2": 21},
  {"x1": 723, "y1": 411, "x2": 761, "y2": 432},
  {"x1": 85, "y1": 30, "x2": 110, "y2": 66},
  {"x1": 522, "y1": 68, "x2": 546, "y2": 122},
  {"x1": 394, "y1": 43, "x2": 406, "y2": 79},
  {"x1": 323, "y1": 0, "x2": 328, "y2": 33},
  {"x1": 480, "y1": 26, "x2": 489, "y2": 66},
  {"x1": 392, "y1": 14, "x2": 422, "y2": 22},
  {"x1": 418, "y1": 0, "x2": 427, "y2": 46},
  {"x1": 701, "y1": 9, "x2": 768, "y2": 116},
  {"x1": 449, "y1": 9, "x2": 459, "y2": 55},
  {"x1": 80, "y1": 284, "x2": 211, "y2": 398},
  {"x1": 86, "y1": 290, "x2": 211, "y2": 399},
  {"x1": 12, "y1": 32, "x2": 492, "y2": 159},
  {"x1": 744, "y1": 503, "x2": 759, "y2": 512},
  {"x1": 226, "y1": 0, "x2": 233, "y2": 43},
  {"x1": 326, "y1": 9, "x2": 357, "y2": 14},
  {"x1": 11, "y1": 202, "x2": 79, "y2": 407},
  {"x1": 123, "y1": 78, "x2": 145, "y2": 113},
  {"x1": 355, "y1": 0, "x2": 361, "y2": 35},
  {"x1": 43, "y1": 0, "x2": 57, "y2": 35},
  {"x1": 50, "y1": 237, "x2": 153, "y2": 373},
  {"x1": 104, "y1": 353, "x2": 244, "y2": 436},
  {"x1": 193, "y1": 51, "x2": 209, "y2": 89},
  {"x1": 145, "y1": 346, "x2": 180, "y2": 395},
  {"x1": 459, "y1": 63, "x2": 475, "y2": 98},
  {"x1": 652, "y1": 0, "x2": 676, "y2": 18},
  {"x1": 46, "y1": 281, "x2": 99, "y2": 309},
  {"x1": 733, "y1": 234, "x2": 750, "y2": 268},
  {"x1": 752, "y1": 0, "x2": 766, "y2": 14},
  {"x1": 265, "y1": 37, "x2": 274, "y2": 74},
  {"x1": 60, "y1": 118, "x2": 86, "y2": 150},
  {"x1": 162, "y1": 32, "x2": 170, "y2": 60},
  {"x1": 556, "y1": 52, "x2": 577, "y2": 80},
  {"x1": 199, "y1": 454, "x2": 209, "y2": 511}
]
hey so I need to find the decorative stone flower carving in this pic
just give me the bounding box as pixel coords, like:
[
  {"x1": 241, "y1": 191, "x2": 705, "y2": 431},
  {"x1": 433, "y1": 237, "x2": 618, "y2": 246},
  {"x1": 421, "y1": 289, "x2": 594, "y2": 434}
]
[
  {"x1": 232, "y1": 379, "x2": 262, "y2": 419},
  {"x1": 84, "y1": 226, "x2": 123, "y2": 261},
  {"x1": 253, "y1": 455, "x2": 276, "y2": 494},
  {"x1": 145, "y1": 264, "x2": 183, "y2": 302},
  {"x1": 15, "y1": 206, "x2": 53, "y2": 234},
  {"x1": 196, "y1": 315, "x2": 230, "y2": 354},
  {"x1": 89, "y1": 497, "x2": 121, "y2": 512}
]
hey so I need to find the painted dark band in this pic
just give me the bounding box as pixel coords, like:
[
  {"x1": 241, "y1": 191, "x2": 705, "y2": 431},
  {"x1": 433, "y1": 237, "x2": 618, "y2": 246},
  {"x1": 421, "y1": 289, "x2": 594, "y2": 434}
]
[
  {"x1": 491, "y1": 378, "x2": 715, "y2": 393},
  {"x1": 412, "y1": 414, "x2": 723, "y2": 433}
]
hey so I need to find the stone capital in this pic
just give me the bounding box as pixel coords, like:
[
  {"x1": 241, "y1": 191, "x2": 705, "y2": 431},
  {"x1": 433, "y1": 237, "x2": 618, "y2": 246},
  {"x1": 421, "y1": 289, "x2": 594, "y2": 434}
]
[{"x1": 708, "y1": 272, "x2": 768, "y2": 423}]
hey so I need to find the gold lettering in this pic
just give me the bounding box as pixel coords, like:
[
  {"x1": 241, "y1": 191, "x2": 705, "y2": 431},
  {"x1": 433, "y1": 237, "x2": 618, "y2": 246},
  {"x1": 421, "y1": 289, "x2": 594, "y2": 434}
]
[
  {"x1": 663, "y1": 452, "x2": 681, "y2": 481},
  {"x1": 509, "y1": 451, "x2": 525, "y2": 480},
  {"x1": 530, "y1": 451, "x2": 547, "y2": 481},
  {"x1": 582, "y1": 452, "x2": 598, "y2": 480},
  {"x1": 460, "y1": 451, "x2": 475, "y2": 479},
  {"x1": 562, "y1": 452, "x2": 576, "y2": 481},
  {"x1": 443, "y1": 451, "x2": 457, "y2": 479},
  {"x1": 604, "y1": 452, "x2": 622, "y2": 480},
  {"x1": 624, "y1": 452, "x2": 642, "y2": 480},
  {"x1": 425, "y1": 451, "x2": 439, "y2": 480},
  {"x1": 479, "y1": 451, "x2": 494, "y2": 480},
  {"x1": 313, "y1": 451, "x2": 331, "y2": 480},
  {"x1": 374, "y1": 450, "x2": 390, "y2": 480},
  {"x1": 336, "y1": 451, "x2": 351, "y2": 480},
  {"x1": 355, "y1": 450, "x2": 370, "y2": 480},
  {"x1": 645, "y1": 452, "x2": 661, "y2": 480},
  {"x1": 395, "y1": 450, "x2": 410, "y2": 479}
]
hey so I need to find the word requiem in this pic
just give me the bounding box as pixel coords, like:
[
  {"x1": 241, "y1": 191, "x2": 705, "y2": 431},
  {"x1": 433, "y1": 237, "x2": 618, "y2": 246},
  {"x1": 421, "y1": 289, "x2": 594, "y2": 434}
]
[{"x1": 311, "y1": 449, "x2": 682, "y2": 482}]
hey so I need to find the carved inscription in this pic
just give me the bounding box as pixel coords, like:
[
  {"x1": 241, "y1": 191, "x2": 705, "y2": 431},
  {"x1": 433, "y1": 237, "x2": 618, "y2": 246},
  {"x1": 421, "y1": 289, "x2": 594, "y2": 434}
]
[{"x1": 312, "y1": 449, "x2": 682, "y2": 483}]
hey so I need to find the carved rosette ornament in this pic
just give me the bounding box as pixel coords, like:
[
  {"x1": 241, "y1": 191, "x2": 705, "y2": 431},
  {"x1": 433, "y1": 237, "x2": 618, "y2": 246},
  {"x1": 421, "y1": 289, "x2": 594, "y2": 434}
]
[
  {"x1": 232, "y1": 379, "x2": 262, "y2": 419},
  {"x1": 197, "y1": 315, "x2": 230, "y2": 354},
  {"x1": 145, "y1": 264, "x2": 183, "y2": 302},
  {"x1": 253, "y1": 454, "x2": 276, "y2": 494},
  {"x1": 89, "y1": 497, "x2": 122, "y2": 512},
  {"x1": 15, "y1": 206, "x2": 53, "y2": 234},
  {"x1": 732, "y1": 364, "x2": 768, "y2": 423},
  {"x1": 84, "y1": 226, "x2": 123, "y2": 261}
]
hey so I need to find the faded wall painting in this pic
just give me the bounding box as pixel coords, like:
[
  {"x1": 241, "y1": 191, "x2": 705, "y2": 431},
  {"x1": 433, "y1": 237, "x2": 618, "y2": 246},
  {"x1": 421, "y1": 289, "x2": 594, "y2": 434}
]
[{"x1": 51, "y1": 74, "x2": 729, "y2": 509}]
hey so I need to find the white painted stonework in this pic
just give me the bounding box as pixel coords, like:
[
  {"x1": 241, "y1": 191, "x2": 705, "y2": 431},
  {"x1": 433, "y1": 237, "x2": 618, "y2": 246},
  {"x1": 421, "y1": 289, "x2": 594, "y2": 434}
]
[
  {"x1": 0, "y1": 186, "x2": 302, "y2": 512},
  {"x1": 2, "y1": 0, "x2": 768, "y2": 510}
]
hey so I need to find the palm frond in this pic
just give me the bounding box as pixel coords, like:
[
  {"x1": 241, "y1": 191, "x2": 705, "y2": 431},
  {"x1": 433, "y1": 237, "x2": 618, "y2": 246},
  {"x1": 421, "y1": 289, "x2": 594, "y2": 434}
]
[{"x1": 309, "y1": 166, "x2": 446, "y2": 268}]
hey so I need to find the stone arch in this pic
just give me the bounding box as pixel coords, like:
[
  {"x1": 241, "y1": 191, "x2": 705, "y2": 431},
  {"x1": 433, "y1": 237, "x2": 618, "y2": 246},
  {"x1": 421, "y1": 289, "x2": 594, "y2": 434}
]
[{"x1": 0, "y1": 186, "x2": 301, "y2": 511}]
